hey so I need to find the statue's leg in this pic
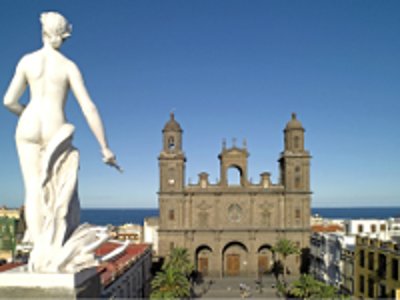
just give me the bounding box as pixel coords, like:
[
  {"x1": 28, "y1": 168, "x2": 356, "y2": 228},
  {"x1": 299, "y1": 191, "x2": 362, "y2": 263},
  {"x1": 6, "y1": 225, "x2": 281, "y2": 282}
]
[{"x1": 16, "y1": 140, "x2": 43, "y2": 242}]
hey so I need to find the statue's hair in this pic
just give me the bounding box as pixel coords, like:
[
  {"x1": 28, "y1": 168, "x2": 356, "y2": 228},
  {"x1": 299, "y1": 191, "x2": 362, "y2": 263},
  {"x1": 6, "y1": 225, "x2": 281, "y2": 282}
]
[{"x1": 40, "y1": 12, "x2": 72, "y2": 40}]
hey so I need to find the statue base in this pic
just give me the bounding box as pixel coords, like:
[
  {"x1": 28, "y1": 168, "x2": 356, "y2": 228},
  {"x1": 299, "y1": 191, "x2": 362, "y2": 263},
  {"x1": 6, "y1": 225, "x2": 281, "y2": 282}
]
[{"x1": 0, "y1": 266, "x2": 101, "y2": 299}]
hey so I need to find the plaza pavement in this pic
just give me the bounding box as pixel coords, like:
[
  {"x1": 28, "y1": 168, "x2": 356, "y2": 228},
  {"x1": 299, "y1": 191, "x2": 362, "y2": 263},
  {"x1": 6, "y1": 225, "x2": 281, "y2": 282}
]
[{"x1": 193, "y1": 275, "x2": 293, "y2": 299}]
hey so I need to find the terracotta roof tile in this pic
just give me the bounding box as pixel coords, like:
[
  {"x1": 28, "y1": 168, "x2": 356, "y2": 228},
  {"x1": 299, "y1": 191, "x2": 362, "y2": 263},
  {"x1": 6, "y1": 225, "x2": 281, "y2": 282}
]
[
  {"x1": 0, "y1": 262, "x2": 23, "y2": 272},
  {"x1": 96, "y1": 242, "x2": 150, "y2": 287},
  {"x1": 312, "y1": 224, "x2": 343, "y2": 233}
]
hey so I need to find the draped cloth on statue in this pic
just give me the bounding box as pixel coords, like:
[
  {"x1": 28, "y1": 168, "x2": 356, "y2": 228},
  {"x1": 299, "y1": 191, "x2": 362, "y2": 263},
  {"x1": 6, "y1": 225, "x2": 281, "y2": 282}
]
[{"x1": 26, "y1": 124, "x2": 104, "y2": 273}]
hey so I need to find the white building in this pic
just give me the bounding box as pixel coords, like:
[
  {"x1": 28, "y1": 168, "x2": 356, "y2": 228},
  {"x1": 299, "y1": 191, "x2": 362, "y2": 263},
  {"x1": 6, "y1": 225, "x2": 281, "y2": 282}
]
[
  {"x1": 144, "y1": 217, "x2": 159, "y2": 255},
  {"x1": 343, "y1": 219, "x2": 389, "y2": 240},
  {"x1": 311, "y1": 214, "x2": 345, "y2": 229},
  {"x1": 310, "y1": 232, "x2": 355, "y2": 287},
  {"x1": 115, "y1": 223, "x2": 142, "y2": 243},
  {"x1": 388, "y1": 217, "x2": 400, "y2": 242},
  {"x1": 310, "y1": 218, "x2": 392, "y2": 294}
]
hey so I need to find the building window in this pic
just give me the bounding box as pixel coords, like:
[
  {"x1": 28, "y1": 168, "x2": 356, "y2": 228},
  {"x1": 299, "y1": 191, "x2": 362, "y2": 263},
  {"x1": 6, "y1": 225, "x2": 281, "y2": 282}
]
[
  {"x1": 380, "y1": 224, "x2": 386, "y2": 231},
  {"x1": 168, "y1": 209, "x2": 175, "y2": 221},
  {"x1": 392, "y1": 258, "x2": 399, "y2": 280},
  {"x1": 169, "y1": 242, "x2": 174, "y2": 250},
  {"x1": 359, "y1": 275, "x2": 364, "y2": 293},
  {"x1": 168, "y1": 137, "x2": 175, "y2": 150},
  {"x1": 359, "y1": 250, "x2": 365, "y2": 268},
  {"x1": 295, "y1": 209, "x2": 301, "y2": 219},
  {"x1": 378, "y1": 254, "x2": 387, "y2": 279},
  {"x1": 345, "y1": 223, "x2": 350, "y2": 234},
  {"x1": 368, "y1": 277, "x2": 374, "y2": 298},
  {"x1": 358, "y1": 224, "x2": 363, "y2": 233},
  {"x1": 379, "y1": 284, "x2": 386, "y2": 298},
  {"x1": 371, "y1": 224, "x2": 376, "y2": 233},
  {"x1": 368, "y1": 252, "x2": 374, "y2": 270}
]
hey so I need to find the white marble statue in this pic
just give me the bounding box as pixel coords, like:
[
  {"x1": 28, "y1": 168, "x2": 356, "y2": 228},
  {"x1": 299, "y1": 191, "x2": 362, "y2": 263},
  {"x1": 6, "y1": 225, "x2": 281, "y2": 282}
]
[{"x1": 3, "y1": 12, "x2": 124, "y2": 273}]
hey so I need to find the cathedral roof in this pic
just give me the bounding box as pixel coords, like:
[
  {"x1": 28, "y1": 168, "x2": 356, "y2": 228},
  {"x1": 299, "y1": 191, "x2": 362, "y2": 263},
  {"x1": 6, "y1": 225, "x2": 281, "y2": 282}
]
[
  {"x1": 285, "y1": 113, "x2": 304, "y2": 130},
  {"x1": 163, "y1": 112, "x2": 182, "y2": 132}
]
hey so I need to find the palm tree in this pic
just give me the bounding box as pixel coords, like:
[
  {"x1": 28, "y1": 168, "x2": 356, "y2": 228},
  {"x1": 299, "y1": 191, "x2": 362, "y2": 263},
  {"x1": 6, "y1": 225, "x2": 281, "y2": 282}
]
[
  {"x1": 150, "y1": 266, "x2": 191, "y2": 299},
  {"x1": 290, "y1": 274, "x2": 339, "y2": 300},
  {"x1": 272, "y1": 238, "x2": 300, "y2": 283},
  {"x1": 317, "y1": 283, "x2": 338, "y2": 299},
  {"x1": 290, "y1": 274, "x2": 322, "y2": 299},
  {"x1": 150, "y1": 247, "x2": 194, "y2": 299},
  {"x1": 164, "y1": 247, "x2": 193, "y2": 276}
]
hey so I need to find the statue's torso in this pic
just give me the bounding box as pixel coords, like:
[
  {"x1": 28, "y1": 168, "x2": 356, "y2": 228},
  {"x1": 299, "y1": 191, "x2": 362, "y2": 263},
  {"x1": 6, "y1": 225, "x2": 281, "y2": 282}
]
[{"x1": 16, "y1": 49, "x2": 71, "y2": 145}]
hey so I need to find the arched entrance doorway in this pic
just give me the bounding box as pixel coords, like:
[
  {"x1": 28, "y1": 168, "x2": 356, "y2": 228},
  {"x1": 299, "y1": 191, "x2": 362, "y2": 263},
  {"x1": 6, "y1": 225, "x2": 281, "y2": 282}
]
[
  {"x1": 257, "y1": 244, "x2": 274, "y2": 275},
  {"x1": 195, "y1": 245, "x2": 213, "y2": 277},
  {"x1": 222, "y1": 241, "x2": 248, "y2": 277}
]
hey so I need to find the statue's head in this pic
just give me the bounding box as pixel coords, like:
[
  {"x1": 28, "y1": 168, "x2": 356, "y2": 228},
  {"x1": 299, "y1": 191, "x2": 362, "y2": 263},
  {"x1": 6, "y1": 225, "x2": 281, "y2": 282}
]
[{"x1": 40, "y1": 12, "x2": 72, "y2": 49}]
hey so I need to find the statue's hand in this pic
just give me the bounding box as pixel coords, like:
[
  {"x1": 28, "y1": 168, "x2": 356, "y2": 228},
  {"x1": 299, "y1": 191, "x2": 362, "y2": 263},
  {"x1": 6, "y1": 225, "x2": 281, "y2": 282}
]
[{"x1": 102, "y1": 147, "x2": 123, "y2": 173}]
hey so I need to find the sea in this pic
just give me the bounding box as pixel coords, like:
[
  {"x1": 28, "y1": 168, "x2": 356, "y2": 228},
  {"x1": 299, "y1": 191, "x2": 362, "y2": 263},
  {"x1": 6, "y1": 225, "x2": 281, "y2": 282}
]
[{"x1": 80, "y1": 207, "x2": 400, "y2": 226}]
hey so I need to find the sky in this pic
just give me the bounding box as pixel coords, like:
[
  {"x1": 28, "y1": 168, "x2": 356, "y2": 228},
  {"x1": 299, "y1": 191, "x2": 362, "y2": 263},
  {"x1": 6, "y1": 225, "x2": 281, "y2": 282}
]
[{"x1": 0, "y1": 1, "x2": 399, "y2": 208}]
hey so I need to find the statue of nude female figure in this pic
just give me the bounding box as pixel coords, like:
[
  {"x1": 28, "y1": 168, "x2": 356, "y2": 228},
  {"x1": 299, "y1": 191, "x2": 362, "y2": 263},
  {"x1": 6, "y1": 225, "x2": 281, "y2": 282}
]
[{"x1": 4, "y1": 12, "x2": 120, "y2": 265}]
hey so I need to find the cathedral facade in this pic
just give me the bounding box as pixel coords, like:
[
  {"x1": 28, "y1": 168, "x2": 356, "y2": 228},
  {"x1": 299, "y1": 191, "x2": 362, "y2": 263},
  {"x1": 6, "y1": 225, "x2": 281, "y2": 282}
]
[{"x1": 158, "y1": 113, "x2": 311, "y2": 277}]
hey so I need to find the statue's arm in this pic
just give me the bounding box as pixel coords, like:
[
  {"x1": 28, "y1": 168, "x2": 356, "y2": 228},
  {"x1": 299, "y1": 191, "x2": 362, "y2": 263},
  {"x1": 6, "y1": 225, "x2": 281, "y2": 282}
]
[
  {"x1": 4, "y1": 59, "x2": 27, "y2": 116},
  {"x1": 68, "y1": 62, "x2": 115, "y2": 162}
]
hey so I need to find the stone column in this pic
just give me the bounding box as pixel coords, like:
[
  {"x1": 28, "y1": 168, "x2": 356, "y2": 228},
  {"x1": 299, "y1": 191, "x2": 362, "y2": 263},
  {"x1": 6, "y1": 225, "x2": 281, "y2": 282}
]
[
  {"x1": 250, "y1": 195, "x2": 255, "y2": 227},
  {"x1": 189, "y1": 194, "x2": 193, "y2": 229}
]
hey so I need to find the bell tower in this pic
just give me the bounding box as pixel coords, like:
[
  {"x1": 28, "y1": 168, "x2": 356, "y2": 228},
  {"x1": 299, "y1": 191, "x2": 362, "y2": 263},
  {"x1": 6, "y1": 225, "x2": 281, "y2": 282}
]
[
  {"x1": 218, "y1": 139, "x2": 249, "y2": 186},
  {"x1": 158, "y1": 112, "x2": 186, "y2": 193},
  {"x1": 279, "y1": 113, "x2": 311, "y2": 192}
]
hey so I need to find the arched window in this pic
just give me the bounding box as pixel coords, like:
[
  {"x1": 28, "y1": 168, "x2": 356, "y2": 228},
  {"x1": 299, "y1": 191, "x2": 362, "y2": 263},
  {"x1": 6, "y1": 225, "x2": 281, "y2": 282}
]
[
  {"x1": 227, "y1": 166, "x2": 241, "y2": 185},
  {"x1": 168, "y1": 168, "x2": 175, "y2": 186},
  {"x1": 168, "y1": 136, "x2": 175, "y2": 150}
]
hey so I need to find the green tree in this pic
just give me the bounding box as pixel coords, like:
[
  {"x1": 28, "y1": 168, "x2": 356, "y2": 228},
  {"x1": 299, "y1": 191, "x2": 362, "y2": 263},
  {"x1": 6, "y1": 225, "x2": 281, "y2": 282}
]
[
  {"x1": 318, "y1": 283, "x2": 338, "y2": 299},
  {"x1": 290, "y1": 274, "x2": 340, "y2": 299},
  {"x1": 164, "y1": 247, "x2": 193, "y2": 276},
  {"x1": 150, "y1": 247, "x2": 194, "y2": 299},
  {"x1": 272, "y1": 238, "x2": 300, "y2": 283},
  {"x1": 290, "y1": 274, "x2": 321, "y2": 299},
  {"x1": 151, "y1": 267, "x2": 191, "y2": 299}
]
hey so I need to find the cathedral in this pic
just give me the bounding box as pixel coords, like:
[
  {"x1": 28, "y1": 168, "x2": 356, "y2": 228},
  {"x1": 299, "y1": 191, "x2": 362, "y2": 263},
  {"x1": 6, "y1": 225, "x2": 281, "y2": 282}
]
[{"x1": 158, "y1": 113, "x2": 311, "y2": 277}]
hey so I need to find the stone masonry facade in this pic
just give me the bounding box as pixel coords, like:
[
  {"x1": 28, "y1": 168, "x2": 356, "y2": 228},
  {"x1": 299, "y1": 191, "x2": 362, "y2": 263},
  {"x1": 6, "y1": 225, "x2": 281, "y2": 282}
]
[{"x1": 158, "y1": 112, "x2": 311, "y2": 277}]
